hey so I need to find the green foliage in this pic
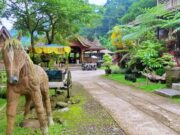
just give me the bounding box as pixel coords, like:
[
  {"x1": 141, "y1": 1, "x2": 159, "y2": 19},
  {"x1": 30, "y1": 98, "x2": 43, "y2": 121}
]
[
  {"x1": 0, "y1": 0, "x2": 5, "y2": 16},
  {"x1": 5, "y1": 0, "x2": 97, "y2": 45},
  {"x1": 103, "y1": 74, "x2": 166, "y2": 92},
  {"x1": 103, "y1": 53, "x2": 112, "y2": 69},
  {"x1": 134, "y1": 40, "x2": 163, "y2": 68},
  {"x1": 120, "y1": 0, "x2": 156, "y2": 24},
  {"x1": 37, "y1": 0, "x2": 97, "y2": 44},
  {"x1": 162, "y1": 11, "x2": 180, "y2": 32},
  {"x1": 81, "y1": 0, "x2": 135, "y2": 39},
  {"x1": 111, "y1": 65, "x2": 121, "y2": 74},
  {"x1": 99, "y1": 36, "x2": 116, "y2": 51},
  {"x1": 30, "y1": 54, "x2": 41, "y2": 64},
  {"x1": 111, "y1": 5, "x2": 179, "y2": 75},
  {"x1": 0, "y1": 98, "x2": 6, "y2": 108},
  {"x1": 127, "y1": 40, "x2": 175, "y2": 74},
  {"x1": 120, "y1": 6, "x2": 168, "y2": 42}
]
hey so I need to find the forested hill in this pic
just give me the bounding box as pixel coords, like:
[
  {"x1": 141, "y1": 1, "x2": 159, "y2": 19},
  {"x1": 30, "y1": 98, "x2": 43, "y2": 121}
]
[{"x1": 81, "y1": 0, "x2": 156, "y2": 39}]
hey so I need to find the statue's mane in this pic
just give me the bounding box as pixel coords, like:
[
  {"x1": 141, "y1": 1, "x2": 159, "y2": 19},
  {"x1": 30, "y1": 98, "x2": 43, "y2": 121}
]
[
  {"x1": 3, "y1": 38, "x2": 34, "y2": 66},
  {"x1": 3, "y1": 38, "x2": 22, "y2": 50}
]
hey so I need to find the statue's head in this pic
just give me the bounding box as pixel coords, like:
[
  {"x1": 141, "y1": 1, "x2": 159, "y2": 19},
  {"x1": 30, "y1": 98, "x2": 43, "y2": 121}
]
[{"x1": 2, "y1": 38, "x2": 25, "y2": 84}]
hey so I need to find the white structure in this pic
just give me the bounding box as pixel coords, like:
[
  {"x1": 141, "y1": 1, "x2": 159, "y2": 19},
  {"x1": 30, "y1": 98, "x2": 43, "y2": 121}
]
[{"x1": 157, "y1": 0, "x2": 180, "y2": 9}]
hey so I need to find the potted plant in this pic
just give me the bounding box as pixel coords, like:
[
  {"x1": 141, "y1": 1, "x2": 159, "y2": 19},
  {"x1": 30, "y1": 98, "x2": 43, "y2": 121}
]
[{"x1": 103, "y1": 53, "x2": 112, "y2": 75}]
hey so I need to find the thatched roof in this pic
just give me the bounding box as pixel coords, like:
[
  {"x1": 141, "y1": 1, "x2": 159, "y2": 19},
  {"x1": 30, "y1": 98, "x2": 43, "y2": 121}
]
[{"x1": 71, "y1": 36, "x2": 105, "y2": 51}]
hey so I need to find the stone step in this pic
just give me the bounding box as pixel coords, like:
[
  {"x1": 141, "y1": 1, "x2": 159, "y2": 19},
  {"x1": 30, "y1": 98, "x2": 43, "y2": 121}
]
[
  {"x1": 172, "y1": 83, "x2": 180, "y2": 91},
  {"x1": 154, "y1": 89, "x2": 180, "y2": 97}
]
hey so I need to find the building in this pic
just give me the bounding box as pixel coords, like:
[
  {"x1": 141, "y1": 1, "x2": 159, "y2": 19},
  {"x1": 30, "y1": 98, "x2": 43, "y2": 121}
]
[
  {"x1": 157, "y1": 0, "x2": 180, "y2": 65},
  {"x1": 157, "y1": 0, "x2": 180, "y2": 9},
  {"x1": 70, "y1": 36, "x2": 105, "y2": 63}
]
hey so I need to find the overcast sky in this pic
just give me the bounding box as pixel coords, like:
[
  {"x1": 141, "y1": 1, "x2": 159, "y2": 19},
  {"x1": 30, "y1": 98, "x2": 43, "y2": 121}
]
[
  {"x1": 1, "y1": 0, "x2": 107, "y2": 30},
  {"x1": 89, "y1": 0, "x2": 107, "y2": 5}
]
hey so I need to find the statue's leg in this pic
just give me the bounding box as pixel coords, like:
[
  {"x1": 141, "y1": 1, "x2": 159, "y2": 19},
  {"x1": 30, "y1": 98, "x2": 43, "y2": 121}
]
[
  {"x1": 31, "y1": 88, "x2": 49, "y2": 135},
  {"x1": 6, "y1": 86, "x2": 20, "y2": 135},
  {"x1": 41, "y1": 84, "x2": 54, "y2": 126},
  {"x1": 24, "y1": 95, "x2": 32, "y2": 120}
]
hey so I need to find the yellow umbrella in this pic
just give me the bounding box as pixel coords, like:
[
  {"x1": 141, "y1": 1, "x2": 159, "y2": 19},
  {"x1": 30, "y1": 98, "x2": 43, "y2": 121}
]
[{"x1": 34, "y1": 44, "x2": 71, "y2": 55}]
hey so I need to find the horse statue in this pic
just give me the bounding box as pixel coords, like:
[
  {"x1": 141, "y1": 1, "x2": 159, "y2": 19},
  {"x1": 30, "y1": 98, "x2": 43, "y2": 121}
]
[{"x1": 2, "y1": 38, "x2": 54, "y2": 135}]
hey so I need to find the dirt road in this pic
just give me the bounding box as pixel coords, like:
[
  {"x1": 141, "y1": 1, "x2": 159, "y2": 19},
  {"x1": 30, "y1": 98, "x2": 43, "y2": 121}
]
[{"x1": 72, "y1": 70, "x2": 180, "y2": 135}]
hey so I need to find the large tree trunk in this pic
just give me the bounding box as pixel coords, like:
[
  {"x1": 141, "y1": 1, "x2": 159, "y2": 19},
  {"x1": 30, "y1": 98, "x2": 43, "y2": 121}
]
[
  {"x1": 46, "y1": 19, "x2": 56, "y2": 44},
  {"x1": 46, "y1": 31, "x2": 52, "y2": 44},
  {"x1": 46, "y1": 29, "x2": 55, "y2": 44},
  {"x1": 30, "y1": 31, "x2": 35, "y2": 59},
  {"x1": 50, "y1": 25, "x2": 55, "y2": 44}
]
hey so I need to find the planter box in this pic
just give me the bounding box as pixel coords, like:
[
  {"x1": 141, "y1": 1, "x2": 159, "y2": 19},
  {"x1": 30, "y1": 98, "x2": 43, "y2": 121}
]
[{"x1": 46, "y1": 70, "x2": 65, "y2": 82}]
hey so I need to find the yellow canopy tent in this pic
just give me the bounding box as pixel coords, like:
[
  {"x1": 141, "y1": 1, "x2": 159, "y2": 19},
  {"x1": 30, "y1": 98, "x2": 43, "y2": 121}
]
[{"x1": 34, "y1": 44, "x2": 71, "y2": 54}]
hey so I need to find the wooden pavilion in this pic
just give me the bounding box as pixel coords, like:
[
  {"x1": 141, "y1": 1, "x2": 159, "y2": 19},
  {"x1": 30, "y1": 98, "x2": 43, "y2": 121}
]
[{"x1": 70, "y1": 36, "x2": 105, "y2": 63}]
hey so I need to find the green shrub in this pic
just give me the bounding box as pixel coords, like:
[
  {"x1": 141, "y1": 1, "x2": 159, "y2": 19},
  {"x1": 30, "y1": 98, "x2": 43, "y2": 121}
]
[
  {"x1": 111, "y1": 65, "x2": 121, "y2": 74},
  {"x1": 155, "y1": 68, "x2": 165, "y2": 76},
  {"x1": 48, "y1": 59, "x2": 56, "y2": 69},
  {"x1": 103, "y1": 53, "x2": 112, "y2": 69},
  {"x1": 30, "y1": 53, "x2": 42, "y2": 64},
  {"x1": 0, "y1": 87, "x2": 6, "y2": 98}
]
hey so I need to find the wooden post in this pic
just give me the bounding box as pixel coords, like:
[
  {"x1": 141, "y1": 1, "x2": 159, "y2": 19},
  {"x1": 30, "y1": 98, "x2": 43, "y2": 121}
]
[
  {"x1": 157, "y1": 0, "x2": 159, "y2": 5},
  {"x1": 170, "y1": 0, "x2": 173, "y2": 8},
  {"x1": 80, "y1": 49, "x2": 84, "y2": 63},
  {"x1": 74, "y1": 52, "x2": 76, "y2": 63}
]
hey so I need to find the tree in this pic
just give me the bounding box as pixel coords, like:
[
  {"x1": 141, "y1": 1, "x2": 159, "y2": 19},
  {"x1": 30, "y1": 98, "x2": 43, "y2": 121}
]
[
  {"x1": 5, "y1": 0, "x2": 97, "y2": 47},
  {"x1": 0, "y1": 0, "x2": 5, "y2": 16},
  {"x1": 110, "y1": 5, "x2": 177, "y2": 74},
  {"x1": 81, "y1": 0, "x2": 135, "y2": 39},
  {"x1": 120, "y1": 0, "x2": 156, "y2": 24},
  {"x1": 5, "y1": 0, "x2": 44, "y2": 52},
  {"x1": 37, "y1": 0, "x2": 96, "y2": 44}
]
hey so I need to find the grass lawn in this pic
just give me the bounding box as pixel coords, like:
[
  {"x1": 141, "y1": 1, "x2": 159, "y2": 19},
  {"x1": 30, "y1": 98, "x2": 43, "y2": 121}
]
[
  {"x1": 0, "y1": 98, "x2": 6, "y2": 108},
  {"x1": 102, "y1": 74, "x2": 166, "y2": 92}
]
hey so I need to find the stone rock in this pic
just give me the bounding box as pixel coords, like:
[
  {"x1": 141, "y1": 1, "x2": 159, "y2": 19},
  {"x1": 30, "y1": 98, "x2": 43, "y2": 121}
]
[
  {"x1": 155, "y1": 89, "x2": 180, "y2": 97},
  {"x1": 56, "y1": 102, "x2": 68, "y2": 108},
  {"x1": 53, "y1": 117, "x2": 63, "y2": 124},
  {"x1": 56, "y1": 91, "x2": 64, "y2": 95},
  {"x1": 71, "y1": 99, "x2": 80, "y2": 104},
  {"x1": 67, "y1": 100, "x2": 72, "y2": 104},
  {"x1": 20, "y1": 119, "x2": 40, "y2": 129},
  {"x1": 58, "y1": 107, "x2": 69, "y2": 112}
]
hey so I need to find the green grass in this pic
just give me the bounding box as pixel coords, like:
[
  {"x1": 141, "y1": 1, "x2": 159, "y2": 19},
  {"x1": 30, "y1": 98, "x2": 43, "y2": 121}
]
[
  {"x1": 0, "y1": 98, "x2": 6, "y2": 108},
  {"x1": 103, "y1": 74, "x2": 166, "y2": 92},
  {"x1": 0, "y1": 87, "x2": 91, "y2": 135}
]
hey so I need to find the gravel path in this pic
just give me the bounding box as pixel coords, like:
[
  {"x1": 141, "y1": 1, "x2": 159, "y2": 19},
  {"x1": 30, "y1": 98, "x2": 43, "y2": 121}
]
[
  {"x1": 72, "y1": 70, "x2": 180, "y2": 135},
  {"x1": 60, "y1": 83, "x2": 125, "y2": 135}
]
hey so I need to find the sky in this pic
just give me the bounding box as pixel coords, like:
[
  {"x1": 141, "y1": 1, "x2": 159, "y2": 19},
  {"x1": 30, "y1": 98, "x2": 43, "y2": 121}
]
[
  {"x1": 1, "y1": 0, "x2": 107, "y2": 30},
  {"x1": 1, "y1": 18, "x2": 13, "y2": 30},
  {"x1": 89, "y1": 0, "x2": 107, "y2": 5}
]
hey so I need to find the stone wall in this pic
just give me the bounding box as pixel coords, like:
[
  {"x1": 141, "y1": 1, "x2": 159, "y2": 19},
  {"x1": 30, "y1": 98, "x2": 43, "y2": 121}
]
[{"x1": 166, "y1": 67, "x2": 180, "y2": 87}]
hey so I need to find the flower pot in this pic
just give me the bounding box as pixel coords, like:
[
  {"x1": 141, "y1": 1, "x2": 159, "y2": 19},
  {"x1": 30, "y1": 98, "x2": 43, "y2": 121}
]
[{"x1": 105, "y1": 69, "x2": 112, "y2": 75}]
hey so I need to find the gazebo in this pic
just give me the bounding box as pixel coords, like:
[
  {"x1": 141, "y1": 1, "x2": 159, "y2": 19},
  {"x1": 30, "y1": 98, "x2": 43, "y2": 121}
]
[{"x1": 70, "y1": 36, "x2": 105, "y2": 63}]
